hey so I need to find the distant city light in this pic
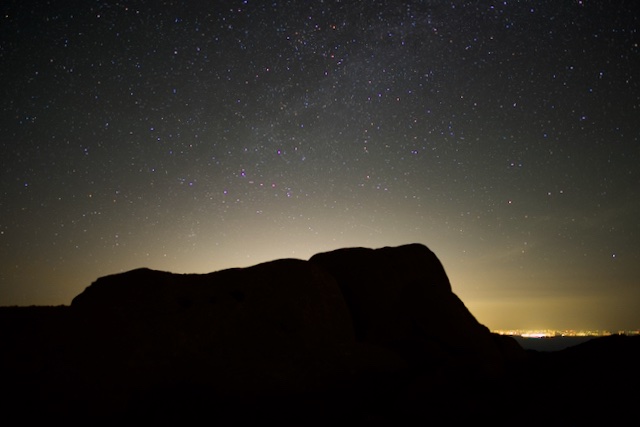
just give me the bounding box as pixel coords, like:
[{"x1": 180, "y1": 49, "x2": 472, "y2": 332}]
[{"x1": 492, "y1": 329, "x2": 640, "y2": 338}]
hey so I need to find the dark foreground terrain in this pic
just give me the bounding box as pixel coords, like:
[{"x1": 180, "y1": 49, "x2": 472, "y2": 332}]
[{"x1": 1, "y1": 244, "x2": 638, "y2": 425}]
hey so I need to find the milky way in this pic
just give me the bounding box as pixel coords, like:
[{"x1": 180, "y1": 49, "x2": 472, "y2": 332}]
[{"x1": 1, "y1": 1, "x2": 639, "y2": 330}]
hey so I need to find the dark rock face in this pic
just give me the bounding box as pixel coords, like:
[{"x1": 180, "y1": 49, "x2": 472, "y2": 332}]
[
  {"x1": 68, "y1": 259, "x2": 374, "y2": 400},
  {"x1": 1, "y1": 243, "x2": 637, "y2": 424},
  {"x1": 72, "y1": 259, "x2": 356, "y2": 352},
  {"x1": 309, "y1": 244, "x2": 507, "y2": 377}
]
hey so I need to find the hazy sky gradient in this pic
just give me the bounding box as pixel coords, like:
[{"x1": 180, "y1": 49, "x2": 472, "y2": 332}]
[{"x1": 1, "y1": 1, "x2": 639, "y2": 331}]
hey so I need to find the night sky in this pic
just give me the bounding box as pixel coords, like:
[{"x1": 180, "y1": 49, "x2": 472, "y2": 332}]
[{"x1": 2, "y1": 1, "x2": 639, "y2": 331}]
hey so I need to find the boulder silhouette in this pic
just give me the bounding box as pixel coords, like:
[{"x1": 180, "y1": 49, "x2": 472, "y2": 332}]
[
  {"x1": 69, "y1": 259, "x2": 382, "y2": 394},
  {"x1": 1, "y1": 243, "x2": 539, "y2": 423},
  {"x1": 309, "y1": 244, "x2": 510, "y2": 376}
]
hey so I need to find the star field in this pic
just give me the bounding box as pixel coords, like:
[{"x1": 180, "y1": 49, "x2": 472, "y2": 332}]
[{"x1": 1, "y1": 1, "x2": 639, "y2": 330}]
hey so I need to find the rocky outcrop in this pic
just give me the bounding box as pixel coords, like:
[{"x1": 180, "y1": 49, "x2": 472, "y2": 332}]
[
  {"x1": 0, "y1": 244, "x2": 551, "y2": 423},
  {"x1": 67, "y1": 259, "x2": 400, "y2": 404},
  {"x1": 309, "y1": 244, "x2": 509, "y2": 377}
]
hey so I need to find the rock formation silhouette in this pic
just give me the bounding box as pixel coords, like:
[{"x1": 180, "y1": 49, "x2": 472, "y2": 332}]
[{"x1": 0, "y1": 243, "x2": 638, "y2": 424}]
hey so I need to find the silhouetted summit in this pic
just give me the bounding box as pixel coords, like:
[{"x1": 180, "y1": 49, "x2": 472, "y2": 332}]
[{"x1": 1, "y1": 244, "x2": 638, "y2": 425}]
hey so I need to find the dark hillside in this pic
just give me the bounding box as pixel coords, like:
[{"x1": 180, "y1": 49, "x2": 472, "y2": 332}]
[{"x1": 0, "y1": 244, "x2": 637, "y2": 425}]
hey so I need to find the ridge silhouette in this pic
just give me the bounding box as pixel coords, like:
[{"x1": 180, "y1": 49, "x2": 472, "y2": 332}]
[{"x1": 1, "y1": 243, "x2": 638, "y2": 424}]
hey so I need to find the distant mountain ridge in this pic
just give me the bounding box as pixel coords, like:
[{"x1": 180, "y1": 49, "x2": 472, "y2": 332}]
[{"x1": 1, "y1": 243, "x2": 638, "y2": 424}]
